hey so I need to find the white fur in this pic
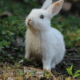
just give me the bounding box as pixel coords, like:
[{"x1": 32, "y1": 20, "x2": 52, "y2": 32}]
[
  {"x1": 25, "y1": 0, "x2": 65, "y2": 71},
  {"x1": 41, "y1": 0, "x2": 52, "y2": 9}
]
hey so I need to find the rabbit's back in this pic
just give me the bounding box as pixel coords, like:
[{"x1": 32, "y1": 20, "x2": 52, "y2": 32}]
[
  {"x1": 50, "y1": 28, "x2": 65, "y2": 55},
  {"x1": 50, "y1": 28, "x2": 65, "y2": 64}
]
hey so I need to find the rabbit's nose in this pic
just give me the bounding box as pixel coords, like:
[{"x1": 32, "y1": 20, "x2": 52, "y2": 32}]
[
  {"x1": 28, "y1": 19, "x2": 31, "y2": 22},
  {"x1": 28, "y1": 19, "x2": 31, "y2": 25}
]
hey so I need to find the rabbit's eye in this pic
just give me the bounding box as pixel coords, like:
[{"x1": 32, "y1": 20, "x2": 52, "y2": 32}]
[{"x1": 40, "y1": 15, "x2": 44, "y2": 19}]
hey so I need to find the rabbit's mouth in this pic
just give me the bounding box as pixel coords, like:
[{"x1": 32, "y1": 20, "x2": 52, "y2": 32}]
[{"x1": 28, "y1": 23, "x2": 33, "y2": 27}]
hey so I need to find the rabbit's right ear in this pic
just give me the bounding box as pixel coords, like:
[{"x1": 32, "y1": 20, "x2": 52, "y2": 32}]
[{"x1": 41, "y1": 0, "x2": 52, "y2": 10}]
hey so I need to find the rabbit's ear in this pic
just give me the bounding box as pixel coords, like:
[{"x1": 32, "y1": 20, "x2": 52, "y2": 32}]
[
  {"x1": 47, "y1": 0, "x2": 64, "y2": 19},
  {"x1": 41, "y1": 0, "x2": 52, "y2": 10}
]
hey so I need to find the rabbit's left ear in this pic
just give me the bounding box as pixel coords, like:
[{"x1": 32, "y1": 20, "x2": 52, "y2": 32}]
[
  {"x1": 41, "y1": 0, "x2": 52, "y2": 10},
  {"x1": 47, "y1": 0, "x2": 64, "y2": 19}
]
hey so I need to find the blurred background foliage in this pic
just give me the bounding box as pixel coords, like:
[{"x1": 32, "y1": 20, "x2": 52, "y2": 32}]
[{"x1": 0, "y1": 0, "x2": 80, "y2": 62}]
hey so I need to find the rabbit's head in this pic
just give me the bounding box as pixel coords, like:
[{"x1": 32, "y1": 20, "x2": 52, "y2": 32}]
[{"x1": 25, "y1": 0, "x2": 64, "y2": 31}]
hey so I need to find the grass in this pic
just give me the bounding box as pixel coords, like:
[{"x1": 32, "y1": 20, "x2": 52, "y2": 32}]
[{"x1": 66, "y1": 65, "x2": 80, "y2": 79}]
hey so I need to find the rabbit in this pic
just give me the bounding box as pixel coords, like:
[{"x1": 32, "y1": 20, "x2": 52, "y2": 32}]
[{"x1": 20, "y1": 0, "x2": 66, "y2": 71}]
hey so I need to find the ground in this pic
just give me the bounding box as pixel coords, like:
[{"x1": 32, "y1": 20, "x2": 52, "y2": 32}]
[{"x1": 0, "y1": 47, "x2": 80, "y2": 80}]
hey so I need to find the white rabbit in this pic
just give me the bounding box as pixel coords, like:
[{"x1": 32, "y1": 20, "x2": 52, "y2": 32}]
[{"x1": 24, "y1": 0, "x2": 65, "y2": 71}]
